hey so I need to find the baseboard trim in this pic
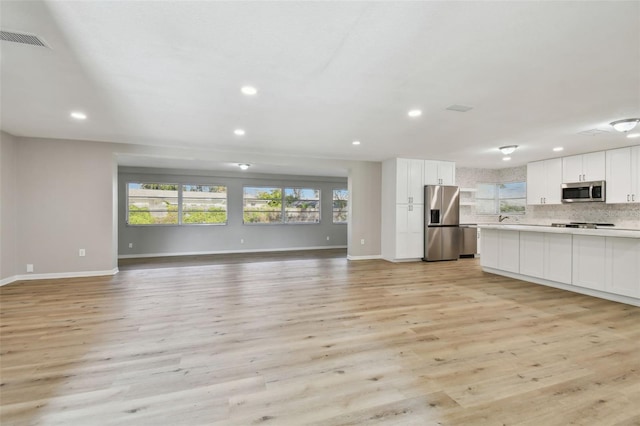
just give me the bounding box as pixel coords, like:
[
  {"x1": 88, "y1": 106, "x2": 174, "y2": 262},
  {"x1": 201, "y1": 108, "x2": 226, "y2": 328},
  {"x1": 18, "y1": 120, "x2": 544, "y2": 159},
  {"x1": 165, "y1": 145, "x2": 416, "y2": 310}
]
[
  {"x1": 347, "y1": 254, "x2": 382, "y2": 261},
  {"x1": 118, "y1": 245, "x2": 348, "y2": 259},
  {"x1": 483, "y1": 267, "x2": 640, "y2": 307},
  {"x1": 0, "y1": 275, "x2": 19, "y2": 286},
  {"x1": 2, "y1": 268, "x2": 119, "y2": 285}
]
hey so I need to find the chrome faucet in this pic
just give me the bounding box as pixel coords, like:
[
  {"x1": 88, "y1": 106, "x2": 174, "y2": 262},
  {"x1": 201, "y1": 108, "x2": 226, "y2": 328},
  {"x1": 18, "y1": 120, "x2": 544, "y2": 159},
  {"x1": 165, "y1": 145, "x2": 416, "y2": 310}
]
[{"x1": 498, "y1": 215, "x2": 510, "y2": 222}]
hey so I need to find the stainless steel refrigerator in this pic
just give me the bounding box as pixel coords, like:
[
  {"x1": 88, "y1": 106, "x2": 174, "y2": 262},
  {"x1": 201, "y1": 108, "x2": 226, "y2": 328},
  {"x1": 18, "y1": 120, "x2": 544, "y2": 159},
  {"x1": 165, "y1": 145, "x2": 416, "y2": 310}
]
[{"x1": 423, "y1": 185, "x2": 460, "y2": 261}]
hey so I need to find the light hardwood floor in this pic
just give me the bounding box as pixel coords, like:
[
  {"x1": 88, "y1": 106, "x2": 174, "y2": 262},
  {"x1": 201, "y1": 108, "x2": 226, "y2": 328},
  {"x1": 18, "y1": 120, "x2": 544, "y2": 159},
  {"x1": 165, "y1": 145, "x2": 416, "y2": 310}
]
[{"x1": 1, "y1": 251, "x2": 639, "y2": 425}]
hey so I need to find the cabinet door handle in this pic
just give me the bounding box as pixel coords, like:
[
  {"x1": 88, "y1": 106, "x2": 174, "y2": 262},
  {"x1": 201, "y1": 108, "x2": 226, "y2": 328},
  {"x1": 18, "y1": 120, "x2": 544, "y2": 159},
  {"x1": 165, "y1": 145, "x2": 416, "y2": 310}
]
[
  {"x1": 632, "y1": 194, "x2": 635, "y2": 202},
  {"x1": 409, "y1": 196, "x2": 413, "y2": 203},
  {"x1": 628, "y1": 194, "x2": 630, "y2": 202},
  {"x1": 409, "y1": 205, "x2": 413, "y2": 212}
]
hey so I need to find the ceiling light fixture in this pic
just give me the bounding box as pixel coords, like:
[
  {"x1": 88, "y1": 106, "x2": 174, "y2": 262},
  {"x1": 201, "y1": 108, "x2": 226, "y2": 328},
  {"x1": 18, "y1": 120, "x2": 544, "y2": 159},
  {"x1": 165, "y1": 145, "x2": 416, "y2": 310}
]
[
  {"x1": 502, "y1": 157, "x2": 512, "y2": 161},
  {"x1": 553, "y1": 147, "x2": 564, "y2": 152},
  {"x1": 241, "y1": 86, "x2": 257, "y2": 96},
  {"x1": 238, "y1": 163, "x2": 250, "y2": 170},
  {"x1": 352, "y1": 140, "x2": 361, "y2": 145},
  {"x1": 408, "y1": 109, "x2": 422, "y2": 118},
  {"x1": 610, "y1": 118, "x2": 640, "y2": 133},
  {"x1": 70, "y1": 111, "x2": 87, "y2": 120},
  {"x1": 499, "y1": 145, "x2": 518, "y2": 155},
  {"x1": 627, "y1": 133, "x2": 640, "y2": 139},
  {"x1": 234, "y1": 129, "x2": 245, "y2": 136}
]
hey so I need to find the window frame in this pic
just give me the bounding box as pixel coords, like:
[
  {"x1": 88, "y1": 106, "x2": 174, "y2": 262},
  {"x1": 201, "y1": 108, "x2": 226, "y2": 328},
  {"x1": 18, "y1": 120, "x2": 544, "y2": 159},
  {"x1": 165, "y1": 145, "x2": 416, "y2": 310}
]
[
  {"x1": 242, "y1": 185, "x2": 322, "y2": 225},
  {"x1": 475, "y1": 181, "x2": 527, "y2": 216},
  {"x1": 126, "y1": 182, "x2": 228, "y2": 226},
  {"x1": 181, "y1": 184, "x2": 228, "y2": 226},
  {"x1": 332, "y1": 188, "x2": 348, "y2": 224}
]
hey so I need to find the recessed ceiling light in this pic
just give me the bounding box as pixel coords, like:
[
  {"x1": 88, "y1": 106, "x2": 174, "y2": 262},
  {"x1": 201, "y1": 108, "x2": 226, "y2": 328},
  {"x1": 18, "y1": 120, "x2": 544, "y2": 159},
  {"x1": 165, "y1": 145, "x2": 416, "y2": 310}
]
[
  {"x1": 408, "y1": 109, "x2": 422, "y2": 118},
  {"x1": 241, "y1": 86, "x2": 257, "y2": 96},
  {"x1": 352, "y1": 140, "x2": 361, "y2": 145},
  {"x1": 238, "y1": 163, "x2": 250, "y2": 170},
  {"x1": 553, "y1": 147, "x2": 564, "y2": 152},
  {"x1": 627, "y1": 133, "x2": 640, "y2": 139},
  {"x1": 234, "y1": 129, "x2": 245, "y2": 136},
  {"x1": 70, "y1": 111, "x2": 87, "y2": 120},
  {"x1": 502, "y1": 157, "x2": 512, "y2": 161}
]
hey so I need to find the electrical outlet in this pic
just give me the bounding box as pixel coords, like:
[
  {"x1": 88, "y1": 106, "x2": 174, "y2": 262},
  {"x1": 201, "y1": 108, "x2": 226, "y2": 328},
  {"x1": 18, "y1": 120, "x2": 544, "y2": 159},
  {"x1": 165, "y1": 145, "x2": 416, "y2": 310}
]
[
  {"x1": 79, "y1": 249, "x2": 86, "y2": 257},
  {"x1": 360, "y1": 239, "x2": 365, "y2": 245},
  {"x1": 26, "y1": 264, "x2": 34, "y2": 273},
  {"x1": 128, "y1": 243, "x2": 133, "y2": 248}
]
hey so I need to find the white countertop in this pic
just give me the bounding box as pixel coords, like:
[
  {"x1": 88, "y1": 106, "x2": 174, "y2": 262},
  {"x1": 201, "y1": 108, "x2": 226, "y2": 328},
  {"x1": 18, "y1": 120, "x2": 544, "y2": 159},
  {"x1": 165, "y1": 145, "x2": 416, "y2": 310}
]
[{"x1": 477, "y1": 224, "x2": 640, "y2": 239}]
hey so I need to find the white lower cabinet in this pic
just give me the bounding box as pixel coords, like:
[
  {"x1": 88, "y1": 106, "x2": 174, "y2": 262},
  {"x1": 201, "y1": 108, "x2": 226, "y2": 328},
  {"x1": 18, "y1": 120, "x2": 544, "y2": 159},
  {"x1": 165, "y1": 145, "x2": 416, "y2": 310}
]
[
  {"x1": 520, "y1": 232, "x2": 572, "y2": 284},
  {"x1": 605, "y1": 237, "x2": 640, "y2": 298},
  {"x1": 395, "y1": 204, "x2": 424, "y2": 259},
  {"x1": 481, "y1": 226, "x2": 639, "y2": 306},
  {"x1": 480, "y1": 228, "x2": 519, "y2": 273},
  {"x1": 572, "y1": 235, "x2": 606, "y2": 291}
]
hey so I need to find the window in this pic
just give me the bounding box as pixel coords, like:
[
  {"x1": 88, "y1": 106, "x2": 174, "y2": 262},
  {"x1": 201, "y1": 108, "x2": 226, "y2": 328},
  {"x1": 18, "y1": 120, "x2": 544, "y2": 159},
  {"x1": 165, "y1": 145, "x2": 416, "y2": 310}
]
[
  {"x1": 243, "y1": 187, "x2": 283, "y2": 224},
  {"x1": 182, "y1": 185, "x2": 227, "y2": 224},
  {"x1": 243, "y1": 186, "x2": 321, "y2": 224},
  {"x1": 285, "y1": 188, "x2": 320, "y2": 223},
  {"x1": 498, "y1": 182, "x2": 526, "y2": 214},
  {"x1": 332, "y1": 189, "x2": 348, "y2": 224},
  {"x1": 127, "y1": 183, "x2": 227, "y2": 225},
  {"x1": 127, "y1": 183, "x2": 179, "y2": 224},
  {"x1": 476, "y1": 182, "x2": 526, "y2": 215}
]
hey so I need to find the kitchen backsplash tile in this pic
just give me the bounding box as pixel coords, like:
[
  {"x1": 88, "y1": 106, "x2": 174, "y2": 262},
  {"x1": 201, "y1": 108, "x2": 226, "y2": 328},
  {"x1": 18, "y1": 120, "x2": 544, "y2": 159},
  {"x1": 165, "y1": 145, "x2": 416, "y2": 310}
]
[{"x1": 457, "y1": 166, "x2": 640, "y2": 228}]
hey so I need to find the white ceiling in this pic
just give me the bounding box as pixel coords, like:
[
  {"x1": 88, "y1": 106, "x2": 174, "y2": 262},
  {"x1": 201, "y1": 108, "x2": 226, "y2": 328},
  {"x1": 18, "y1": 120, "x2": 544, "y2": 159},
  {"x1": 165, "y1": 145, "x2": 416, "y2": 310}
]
[{"x1": 1, "y1": 1, "x2": 639, "y2": 176}]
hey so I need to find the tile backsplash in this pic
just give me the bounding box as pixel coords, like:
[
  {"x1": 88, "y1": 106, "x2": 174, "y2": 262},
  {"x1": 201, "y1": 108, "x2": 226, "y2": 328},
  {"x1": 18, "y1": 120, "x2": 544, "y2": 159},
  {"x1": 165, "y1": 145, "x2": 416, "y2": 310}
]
[{"x1": 457, "y1": 166, "x2": 640, "y2": 228}]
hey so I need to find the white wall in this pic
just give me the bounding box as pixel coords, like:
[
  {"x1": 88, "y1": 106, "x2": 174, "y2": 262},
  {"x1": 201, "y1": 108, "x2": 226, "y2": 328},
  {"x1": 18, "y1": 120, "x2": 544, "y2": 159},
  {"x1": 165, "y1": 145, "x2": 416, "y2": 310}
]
[
  {"x1": 1, "y1": 132, "x2": 18, "y2": 282},
  {"x1": 0, "y1": 133, "x2": 384, "y2": 283},
  {"x1": 119, "y1": 167, "x2": 348, "y2": 256},
  {"x1": 15, "y1": 137, "x2": 117, "y2": 276},
  {"x1": 347, "y1": 161, "x2": 382, "y2": 259}
]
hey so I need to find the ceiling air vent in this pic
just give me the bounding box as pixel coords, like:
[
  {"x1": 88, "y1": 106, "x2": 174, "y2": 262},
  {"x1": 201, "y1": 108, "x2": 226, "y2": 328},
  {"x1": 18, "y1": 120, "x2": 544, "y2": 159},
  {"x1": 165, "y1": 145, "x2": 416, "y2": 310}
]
[
  {"x1": 446, "y1": 104, "x2": 473, "y2": 112},
  {"x1": 578, "y1": 129, "x2": 610, "y2": 136},
  {"x1": 1, "y1": 30, "x2": 48, "y2": 48}
]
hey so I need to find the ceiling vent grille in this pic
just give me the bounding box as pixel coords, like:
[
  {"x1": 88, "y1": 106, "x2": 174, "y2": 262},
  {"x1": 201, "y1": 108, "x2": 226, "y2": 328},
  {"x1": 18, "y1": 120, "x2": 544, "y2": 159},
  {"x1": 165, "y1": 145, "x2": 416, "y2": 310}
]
[
  {"x1": 1, "y1": 30, "x2": 48, "y2": 48},
  {"x1": 446, "y1": 104, "x2": 473, "y2": 112}
]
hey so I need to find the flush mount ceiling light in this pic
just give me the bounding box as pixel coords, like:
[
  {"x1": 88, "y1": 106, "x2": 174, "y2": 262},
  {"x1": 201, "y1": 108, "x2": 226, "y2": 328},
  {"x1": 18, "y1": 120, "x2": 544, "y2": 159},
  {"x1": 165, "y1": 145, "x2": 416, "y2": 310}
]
[
  {"x1": 407, "y1": 109, "x2": 422, "y2": 118},
  {"x1": 610, "y1": 118, "x2": 640, "y2": 133},
  {"x1": 70, "y1": 111, "x2": 87, "y2": 120},
  {"x1": 238, "y1": 163, "x2": 250, "y2": 170},
  {"x1": 499, "y1": 145, "x2": 518, "y2": 155},
  {"x1": 234, "y1": 129, "x2": 245, "y2": 136},
  {"x1": 241, "y1": 86, "x2": 257, "y2": 96}
]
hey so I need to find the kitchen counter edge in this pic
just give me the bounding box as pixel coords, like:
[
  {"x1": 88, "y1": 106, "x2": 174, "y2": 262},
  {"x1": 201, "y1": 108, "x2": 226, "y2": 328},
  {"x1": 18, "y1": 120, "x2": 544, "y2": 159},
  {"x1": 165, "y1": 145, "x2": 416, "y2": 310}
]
[{"x1": 477, "y1": 224, "x2": 640, "y2": 239}]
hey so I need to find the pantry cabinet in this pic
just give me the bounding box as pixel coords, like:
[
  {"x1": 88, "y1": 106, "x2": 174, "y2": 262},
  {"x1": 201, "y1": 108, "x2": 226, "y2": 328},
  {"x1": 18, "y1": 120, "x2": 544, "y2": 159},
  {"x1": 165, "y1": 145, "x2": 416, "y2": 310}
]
[{"x1": 395, "y1": 158, "x2": 425, "y2": 204}]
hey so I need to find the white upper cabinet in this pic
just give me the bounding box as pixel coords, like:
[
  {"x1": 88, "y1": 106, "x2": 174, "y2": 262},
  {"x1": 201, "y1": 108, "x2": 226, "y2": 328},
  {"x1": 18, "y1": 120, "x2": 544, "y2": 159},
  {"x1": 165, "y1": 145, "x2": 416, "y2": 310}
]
[
  {"x1": 562, "y1": 152, "x2": 605, "y2": 183},
  {"x1": 394, "y1": 158, "x2": 425, "y2": 204},
  {"x1": 424, "y1": 160, "x2": 456, "y2": 185},
  {"x1": 527, "y1": 158, "x2": 562, "y2": 205},
  {"x1": 606, "y1": 146, "x2": 640, "y2": 204}
]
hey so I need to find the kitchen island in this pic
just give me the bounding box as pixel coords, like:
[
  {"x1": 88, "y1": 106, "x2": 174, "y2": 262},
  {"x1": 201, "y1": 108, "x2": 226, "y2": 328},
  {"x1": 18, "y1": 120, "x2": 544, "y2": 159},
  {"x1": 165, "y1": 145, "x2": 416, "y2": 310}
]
[{"x1": 478, "y1": 224, "x2": 640, "y2": 306}]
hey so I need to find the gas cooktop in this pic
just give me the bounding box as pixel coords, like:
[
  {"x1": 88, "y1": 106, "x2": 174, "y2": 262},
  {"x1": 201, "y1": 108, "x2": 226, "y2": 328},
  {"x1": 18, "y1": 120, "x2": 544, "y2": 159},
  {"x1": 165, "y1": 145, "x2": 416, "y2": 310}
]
[{"x1": 550, "y1": 222, "x2": 615, "y2": 229}]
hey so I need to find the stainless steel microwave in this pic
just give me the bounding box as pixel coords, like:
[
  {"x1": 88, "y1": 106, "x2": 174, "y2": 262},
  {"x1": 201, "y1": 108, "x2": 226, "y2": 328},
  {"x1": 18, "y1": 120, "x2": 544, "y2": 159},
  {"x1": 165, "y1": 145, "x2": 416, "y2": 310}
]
[{"x1": 561, "y1": 180, "x2": 605, "y2": 203}]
